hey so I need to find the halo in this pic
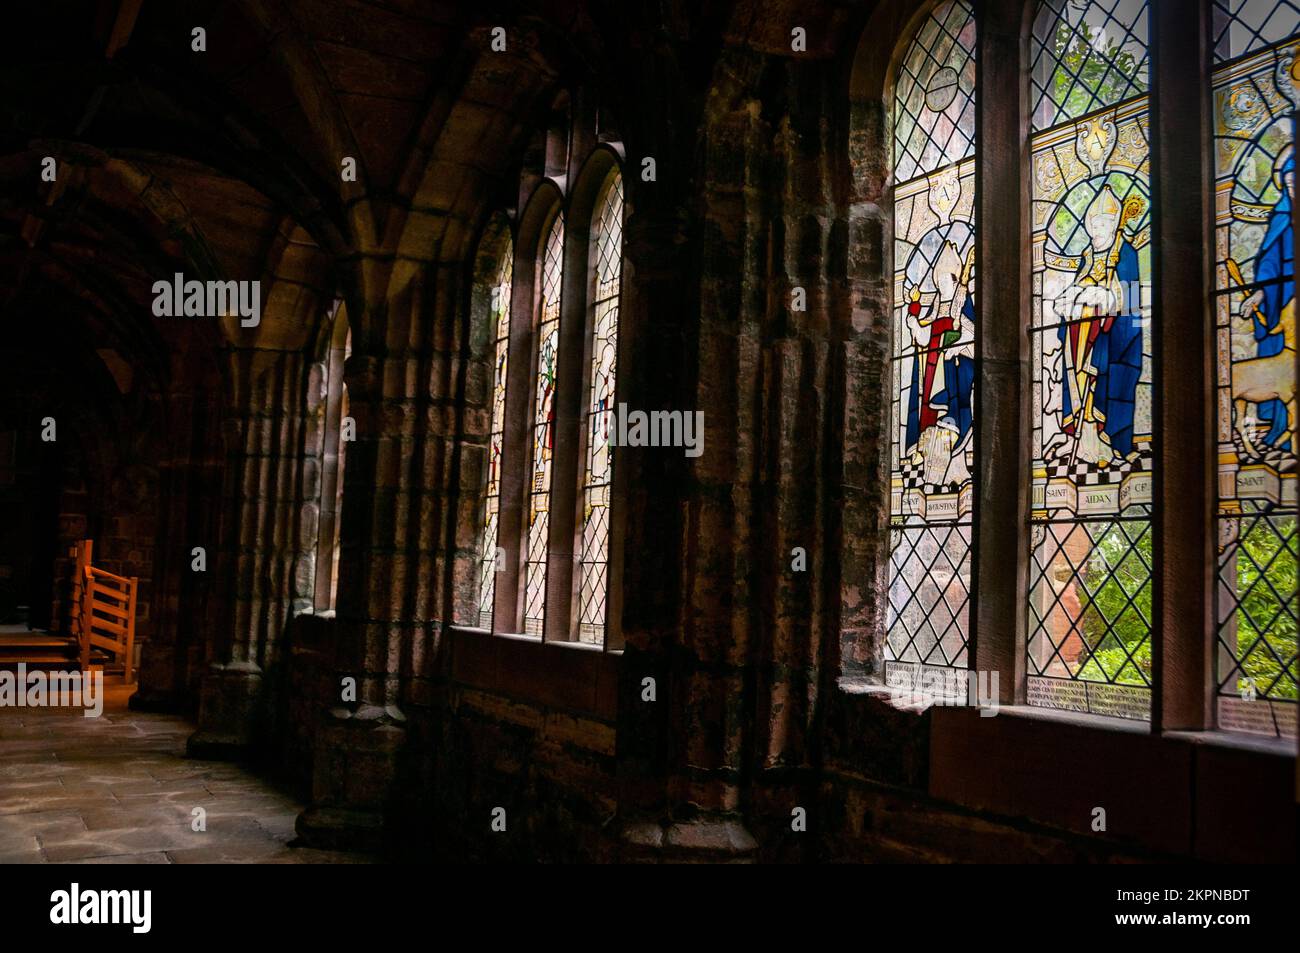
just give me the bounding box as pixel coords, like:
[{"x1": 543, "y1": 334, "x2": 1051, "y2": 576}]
[{"x1": 1272, "y1": 142, "x2": 1295, "y2": 193}]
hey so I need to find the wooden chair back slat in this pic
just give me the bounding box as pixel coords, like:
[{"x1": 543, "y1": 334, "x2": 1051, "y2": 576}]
[{"x1": 70, "y1": 539, "x2": 137, "y2": 683}]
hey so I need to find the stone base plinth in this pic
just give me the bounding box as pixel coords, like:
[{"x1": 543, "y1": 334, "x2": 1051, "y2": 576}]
[
  {"x1": 293, "y1": 705, "x2": 406, "y2": 854},
  {"x1": 612, "y1": 814, "x2": 758, "y2": 863},
  {"x1": 186, "y1": 661, "x2": 264, "y2": 760}
]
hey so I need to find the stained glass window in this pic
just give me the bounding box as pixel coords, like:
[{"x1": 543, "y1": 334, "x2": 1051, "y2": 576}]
[
  {"x1": 577, "y1": 173, "x2": 623, "y2": 645},
  {"x1": 525, "y1": 212, "x2": 564, "y2": 636},
  {"x1": 1211, "y1": 0, "x2": 1299, "y2": 737},
  {"x1": 476, "y1": 247, "x2": 512, "y2": 629},
  {"x1": 887, "y1": 0, "x2": 977, "y2": 698},
  {"x1": 1027, "y1": 0, "x2": 1153, "y2": 720}
]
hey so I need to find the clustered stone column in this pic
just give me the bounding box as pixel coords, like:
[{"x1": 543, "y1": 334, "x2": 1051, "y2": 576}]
[
  {"x1": 295, "y1": 345, "x2": 410, "y2": 849},
  {"x1": 188, "y1": 346, "x2": 315, "y2": 757},
  {"x1": 297, "y1": 259, "x2": 473, "y2": 851},
  {"x1": 132, "y1": 361, "x2": 225, "y2": 711},
  {"x1": 609, "y1": 48, "x2": 847, "y2": 861}
]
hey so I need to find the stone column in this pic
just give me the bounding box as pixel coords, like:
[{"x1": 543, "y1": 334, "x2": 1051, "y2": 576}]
[
  {"x1": 188, "y1": 346, "x2": 311, "y2": 757},
  {"x1": 612, "y1": 52, "x2": 846, "y2": 861},
  {"x1": 295, "y1": 345, "x2": 410, "y2": 851},
  {"x1": 131, "y1": 365, "x2": 224, "y2": 712},
  {"x1": 296, "y1": 263, "x2": 467, "y2": 851},
  {"x1": 612, "y1": 189, "x2": 768, "y2": 860}
]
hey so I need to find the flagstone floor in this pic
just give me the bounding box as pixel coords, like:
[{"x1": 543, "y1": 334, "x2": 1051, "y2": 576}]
[{"x1": 0, "y1": 676, "x2": 375, "y2": 864}]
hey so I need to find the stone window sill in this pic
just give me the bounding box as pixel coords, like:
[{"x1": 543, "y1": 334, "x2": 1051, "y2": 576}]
[
  {"x1": 444, "y1": 624, "x2": 619, "y2": 719},
  {"x1": 454, "y1": 625, "x2": 541, "y2": 643},
  {"x1": 832, "y1": 675, "x2": 1295, "y2": 861},
  {"x1": 837, "y1": 676, "x2": 1296, "y2": 754},
  {"x1": 451, "y1": 625, "x2": 619, "y2": 653}
]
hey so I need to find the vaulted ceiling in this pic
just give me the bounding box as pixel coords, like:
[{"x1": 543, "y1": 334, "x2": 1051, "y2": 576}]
[{"x1": 0, "y1": 0, "x2": 857, "y2": 403}]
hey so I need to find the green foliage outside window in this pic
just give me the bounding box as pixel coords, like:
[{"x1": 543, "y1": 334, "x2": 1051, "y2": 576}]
[
  {"x1": 1066, "y1": 517, "x2": 1297, "y2": 700},
  {"x1": 1048, "y1": 12, "x2": 1141, "y2": 121}
]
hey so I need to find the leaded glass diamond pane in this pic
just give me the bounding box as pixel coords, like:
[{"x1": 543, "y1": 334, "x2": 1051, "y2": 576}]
[
  {"x1": 887, "y1": 522, "x2": 972, "y2": 670},
  {"x1": 578, "y1": 173, "x2": 623, "y2": 645},
  {"x1": 525, "y1": 213, "x2": 564, "y2": 636},
  {"x1": 1212, "y1": 9, "x2": 1299, "y2": 734},
  {"x1": 885, "y1": 2, "x2": 977, "y2": 691},
  {"x1": 1217, "y1": 507, "x2": 1299, "y2": 706},
  {"x1": 1027, "y1": 1, "x2": 1152, "y2": 719},
  {"x1": 894, "y1": 2, "x2": 976, "y2": 183},
  {"x1": 1214, "y1": 0, "x2": 1300, "y2": 62},
  {"x1": 1030, "y1": 0, "x2": 1149, "y2": 133},
  {"x1": 476, "y1": 248, "x2": 512, "y2": 629}
]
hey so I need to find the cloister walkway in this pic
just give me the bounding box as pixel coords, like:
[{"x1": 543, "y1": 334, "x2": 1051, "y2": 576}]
[{"x1": 0, "y1": 676, "x2": 374, "y2": 864}]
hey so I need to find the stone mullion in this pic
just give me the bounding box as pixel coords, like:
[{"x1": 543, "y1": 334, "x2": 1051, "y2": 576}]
[
  {"x1": 1150, "y1": 0, "x2": 1215, "y2": 730},
  {"x1": 264, "y1": 350, "x2": 309, "y2": 670},
  {"x1": 254, "y1": 367, "x2": 283, "y2": 665},
  {"x1": 757, "y1": 340, "x2": 815, "y2": 769},
  {"x1": 330, "y1": 351, "x2": 376, "y2": 683},
  {"x1": 804, "y1": 84, "x2": 839, "y2": 711},
  {"x1": 410, "y1": 418, "x2": 446, "y2": 688},
  {"x1": 426, "y1": 263, "x2": 469, "y2": 654},
  {"x1": 546, "y1": 214, "x2": 591, "y2": 641},
  {"x1": 237, "y1": 365, "x2": 274, "y2": 667},
  {"x1": 231, "y1": 392, "x2": 262, "y2": 668},
  {"x1": 756, "y1": 323, "x2": 830, "y2": 773},
  {"x1": 241, "y1": 351, "x2": 305, "y2": 671},
  {"x1": 971, "y1": 0, "x2": 1031, "y2": 702},
  {"x1": 272, "y1": 351, "x2": 310, "y2": 648},
  {"x1": 450, "y1": 249, "x2": 503, "y2": 628},
  {"x1": 494, "y1": 235, "x2": 542, "y2": 633}
]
